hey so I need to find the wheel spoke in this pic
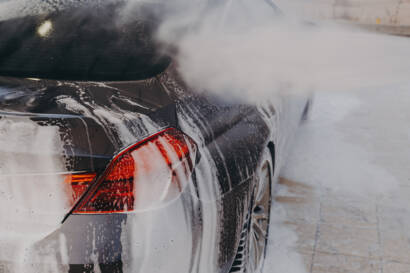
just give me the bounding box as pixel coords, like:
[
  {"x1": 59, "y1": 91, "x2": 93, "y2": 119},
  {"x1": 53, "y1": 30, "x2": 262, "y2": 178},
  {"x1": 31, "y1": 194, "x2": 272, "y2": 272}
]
[
  {"x1": 231, "y1": 156, "x2": 273, "y2": 273},
  {"x1": 248, "y1": 160, "x2": 272, "y2": 273}
]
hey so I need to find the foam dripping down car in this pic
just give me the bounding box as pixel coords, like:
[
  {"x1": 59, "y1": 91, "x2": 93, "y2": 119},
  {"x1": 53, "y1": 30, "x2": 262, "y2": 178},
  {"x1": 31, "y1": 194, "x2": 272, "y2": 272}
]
[{"x1": 0, "y1": 1, "x2": 310, "y2": 273}]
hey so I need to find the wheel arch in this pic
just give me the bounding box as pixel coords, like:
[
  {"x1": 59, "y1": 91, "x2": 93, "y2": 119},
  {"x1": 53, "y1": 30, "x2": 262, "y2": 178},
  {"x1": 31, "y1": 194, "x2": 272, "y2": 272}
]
[{"x1": 267, "y1": 141, "x2": 276, "y2": 176}]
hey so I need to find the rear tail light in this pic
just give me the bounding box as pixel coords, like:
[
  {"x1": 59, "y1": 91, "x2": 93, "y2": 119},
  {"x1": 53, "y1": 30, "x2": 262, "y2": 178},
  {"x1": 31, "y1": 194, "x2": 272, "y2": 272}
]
[
  {"x1": 64, "y1": 173, "x2": 97, "y2": 206},
  {"x1": 69, "y1": 128, "x2": 197, "y2": 214}
]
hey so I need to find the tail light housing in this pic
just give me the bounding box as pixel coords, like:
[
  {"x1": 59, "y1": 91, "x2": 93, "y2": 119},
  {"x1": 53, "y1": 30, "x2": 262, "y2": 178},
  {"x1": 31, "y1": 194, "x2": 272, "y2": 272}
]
[
  {"x1": 64, "y1": 173, "x2": 97, "y2": 206},
  {"x1": 66, "y1": 128, "x2": 197, "y2": 214}
]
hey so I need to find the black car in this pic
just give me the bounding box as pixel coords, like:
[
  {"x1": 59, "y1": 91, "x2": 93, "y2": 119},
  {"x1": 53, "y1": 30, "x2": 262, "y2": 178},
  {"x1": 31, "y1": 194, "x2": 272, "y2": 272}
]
[{"x1": 0, "y1": 1, "x2": 309, "y2": 273}]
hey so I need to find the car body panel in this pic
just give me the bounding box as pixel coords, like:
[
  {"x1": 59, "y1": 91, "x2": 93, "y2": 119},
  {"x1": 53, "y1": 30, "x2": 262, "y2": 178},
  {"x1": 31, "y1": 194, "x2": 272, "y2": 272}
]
[
  {"x1": 0, "y1": 67, "x2": 306, "y2": 273},
  {"x1": 0, "y1": 1, "x2": 308, "y2": 273}
]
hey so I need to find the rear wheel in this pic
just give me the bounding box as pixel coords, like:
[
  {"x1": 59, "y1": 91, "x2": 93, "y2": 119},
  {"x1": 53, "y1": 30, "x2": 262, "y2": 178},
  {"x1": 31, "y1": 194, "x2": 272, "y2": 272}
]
[{"x1": 230, "y1": 149, "x2": 273, "y2": 273}]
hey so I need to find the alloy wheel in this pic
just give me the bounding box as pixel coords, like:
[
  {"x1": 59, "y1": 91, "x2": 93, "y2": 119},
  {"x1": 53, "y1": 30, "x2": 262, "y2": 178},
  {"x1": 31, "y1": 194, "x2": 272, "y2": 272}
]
[{"x1": 247, "y1": 161, "x2": 272, "y2": 273}]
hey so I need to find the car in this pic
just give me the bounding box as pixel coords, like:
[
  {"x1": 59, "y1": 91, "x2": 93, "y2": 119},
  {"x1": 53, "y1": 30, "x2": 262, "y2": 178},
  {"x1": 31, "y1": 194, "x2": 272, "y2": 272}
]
[{"x1": 0, "y1": 1, "x2": 310, "y2": 273}]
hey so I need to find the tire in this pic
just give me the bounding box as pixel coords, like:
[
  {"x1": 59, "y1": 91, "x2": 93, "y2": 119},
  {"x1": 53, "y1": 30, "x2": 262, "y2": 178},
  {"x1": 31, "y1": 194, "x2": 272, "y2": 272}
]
[{"x1": 230, "y1": 149, "x2": 274, "y2": 273}]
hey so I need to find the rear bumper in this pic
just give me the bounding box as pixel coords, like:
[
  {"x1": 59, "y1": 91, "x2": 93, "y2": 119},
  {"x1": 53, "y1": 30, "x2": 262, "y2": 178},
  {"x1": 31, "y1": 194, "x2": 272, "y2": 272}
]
[
  {"x1": 0, "y1": 189, "x2": 201, "y2": 273},
  {"x1": 0, "y1": 262, "x2": 122, "y2": 273}
]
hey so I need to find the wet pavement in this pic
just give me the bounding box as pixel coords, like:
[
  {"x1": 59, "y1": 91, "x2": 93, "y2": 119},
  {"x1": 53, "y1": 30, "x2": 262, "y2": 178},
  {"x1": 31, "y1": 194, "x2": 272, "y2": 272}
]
[
  {"x1": 275, "y1": 177, "x2": 410, "y2": 273},
  {"x1": 270, "y1": 86, "x2": 410, "y2": 273},
  {"x1": 276, "y1": 175, "x2": 410, "y2": 273}
]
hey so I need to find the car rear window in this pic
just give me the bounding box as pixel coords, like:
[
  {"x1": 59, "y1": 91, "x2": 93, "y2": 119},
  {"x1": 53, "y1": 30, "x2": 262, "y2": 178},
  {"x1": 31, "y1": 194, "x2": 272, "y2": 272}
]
[{"x1": 0, "y1": 2, "x2": 171, "y2": 81}]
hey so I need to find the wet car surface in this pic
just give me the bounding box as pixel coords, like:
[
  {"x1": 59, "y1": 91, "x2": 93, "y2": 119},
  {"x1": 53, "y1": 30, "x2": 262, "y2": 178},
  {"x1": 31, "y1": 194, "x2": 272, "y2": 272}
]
[{"x1": 0, "y1": 1, "x2": 309, "y2": 272}]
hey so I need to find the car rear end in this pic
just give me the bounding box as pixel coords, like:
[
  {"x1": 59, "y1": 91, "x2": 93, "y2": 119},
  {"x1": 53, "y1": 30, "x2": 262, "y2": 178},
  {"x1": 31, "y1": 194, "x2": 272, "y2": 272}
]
[
  {"x1": 0, "y1": 1, "x2": 206, "y2": 272},
  {"x1": 0, "y1": 99, "x2": 201, "y2": 273}
]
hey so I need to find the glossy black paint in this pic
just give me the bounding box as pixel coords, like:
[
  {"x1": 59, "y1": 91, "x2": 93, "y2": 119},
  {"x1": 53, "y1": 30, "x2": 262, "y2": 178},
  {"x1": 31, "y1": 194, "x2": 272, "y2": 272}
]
[
  {"x1": 159, "y1": 70, "x2": 275, "y2": 272},
  {"x1": 0, "y1": 1, "x2": 299, "y2": 273},
  {"x1": 0, "y1": 2, "x2": 170, "y2": 81},
  {"x1": 0, "y1": 65, "x2": 274, "y2": 272},
  {"x1": 0, "y1": 73, "x2": 276, "y2": 273},
  {"x1": 0, "y1": 76, "x2": 176, "y2": 172}
]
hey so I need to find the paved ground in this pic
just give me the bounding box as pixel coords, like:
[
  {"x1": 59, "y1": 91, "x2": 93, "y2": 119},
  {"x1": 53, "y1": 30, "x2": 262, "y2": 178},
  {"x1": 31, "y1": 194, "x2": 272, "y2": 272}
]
[
  {"x1": 265, "y1": 85, "x2": 410, "y2": 273},
  {"x1": 275, "y1": 177, "x2": 410, "y2": 273}
]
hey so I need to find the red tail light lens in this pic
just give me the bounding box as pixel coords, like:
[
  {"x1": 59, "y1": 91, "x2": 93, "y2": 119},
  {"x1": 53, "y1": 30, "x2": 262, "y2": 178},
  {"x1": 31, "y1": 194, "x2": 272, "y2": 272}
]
[
  {"x1": 72, "y1": 128, "x2": 197, "y2": 214},
  {"x1": 64, "y1": 173, "x2": 97, "y2": 206}
]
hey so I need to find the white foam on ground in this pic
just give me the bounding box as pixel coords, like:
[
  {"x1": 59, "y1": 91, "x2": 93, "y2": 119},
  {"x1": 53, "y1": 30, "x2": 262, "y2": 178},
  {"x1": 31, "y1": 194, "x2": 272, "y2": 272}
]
[
  {"x1": 264, "y1": 205, "x2": 307, "y2": 273},
  {"x1": 265, "y1": 83, "x2": 410, "y2": 273},
  {"x1": 282, "y1": 89, "x2": 400, "y2": 196}
]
